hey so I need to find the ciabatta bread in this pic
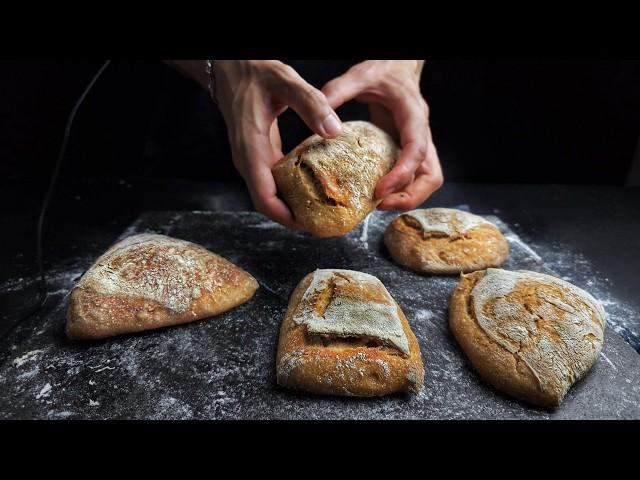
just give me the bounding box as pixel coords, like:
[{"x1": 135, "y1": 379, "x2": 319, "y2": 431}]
[
  {"x1": 276, "y1": 269, "x2": 424, "y2": 396},
  {"x1": 384, "y1": 208, "x2": 509, "y2": 274},
  {"x1": 449, "y1": 268, "x2": 606, "y2": 407},
  {"x1": 66, "y1": 234, "x2": 259, "y2": 340},
  {"x1": 272, "y1": 121, "x2": 398, "y2": 237}
]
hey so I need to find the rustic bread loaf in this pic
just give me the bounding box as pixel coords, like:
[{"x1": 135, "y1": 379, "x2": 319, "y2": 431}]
[
  {"x1": 384, "y1": 208, "x2": 509, "y2": 274},
  {"x1": 66, "y1": 234, "x2": 259, "y2": 340},
  {"x1": 272, "y1": 121, "x2": 398, "y2": 237},
  {"x1": 449, "y1": 268, "x2": 606, "y2": 407},
  {"x1": 276, "y1": 269, "x2": 424, "y2": 396}
]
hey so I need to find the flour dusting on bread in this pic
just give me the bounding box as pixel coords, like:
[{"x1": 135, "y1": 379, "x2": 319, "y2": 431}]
[
  {"x1": 293, "y1": 269, "x2": 410, "y2": 355},
  {"x1": 405, "y1": 208, "x2": 492, "y2": 236},
  {"x1": 272, "y1": 121, "x2": 398, "y2": 237},
  {"x1": 77, "y1": 234, "x2": 240, "y2": 313},
  {"x1": 298, "y1": 122, "x2": 396, "y2": 214},
  {"x1": 471, "y1": 268, "x2": 606, "y2": 399}
]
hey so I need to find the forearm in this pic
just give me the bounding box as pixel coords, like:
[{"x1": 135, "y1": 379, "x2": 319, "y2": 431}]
[{"x1": 164, "y1": 60, "x2": 210, "y2": 90}]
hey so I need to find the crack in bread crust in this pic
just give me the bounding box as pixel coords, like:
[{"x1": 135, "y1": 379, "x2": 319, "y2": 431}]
[
  {"x1": 276, "y1": 270, "x2": 424, "y2": 397},
  {"x1": 272, "y1": 121, "x2": 398, "y2": 237},
  {"x1": 449, "y1": 269, "x2": 605, "y2": 407},
  {"x1": 293, "y1": 269, "x2": 410, "y2": 355}
]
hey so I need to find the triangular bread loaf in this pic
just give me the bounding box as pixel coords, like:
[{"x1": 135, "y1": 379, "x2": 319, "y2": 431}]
[{"x1": 66, "y1": 234, "x2": 259, "y2": 340}]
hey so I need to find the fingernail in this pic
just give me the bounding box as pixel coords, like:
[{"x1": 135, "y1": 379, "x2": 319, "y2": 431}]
[{"x1": 322, "y1": 113, "x2": 342, "y2": 137}]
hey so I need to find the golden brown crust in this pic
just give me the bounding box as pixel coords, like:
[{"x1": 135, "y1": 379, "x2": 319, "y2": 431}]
[
  {"x1": 272, "y1": 121, "x2": 398, "y2": 237},
  {"x1": 276, "y1": 272, "x2": 424, "y2": 397},
  {"x1": 384, "y1": 214, "x2": 509, "y2": 274},
  {"x1": 449, "y1": 270, "x2": 605, "y2": 408},
  {"x1": 449, "y1": 271, "x2": 553, "y2": 407},
  {"x1": 66, "y1": 235, "x2": 259, "y2": 340}
]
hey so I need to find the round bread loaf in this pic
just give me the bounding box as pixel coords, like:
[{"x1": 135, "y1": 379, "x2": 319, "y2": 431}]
[
  {"x1": 384, "y1": 208, "x2": 509, "y2": 274},
  {"x1": 449, "y1": 268, "x2": 606, "y2": 407},
  {"x1": 272, "y1": 121, "x2": 398, "y2": 237}
]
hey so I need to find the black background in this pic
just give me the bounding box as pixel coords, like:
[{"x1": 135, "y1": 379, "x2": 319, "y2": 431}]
[{"x1": 2, "y1": 59, "x2": 640, "y2": 185}]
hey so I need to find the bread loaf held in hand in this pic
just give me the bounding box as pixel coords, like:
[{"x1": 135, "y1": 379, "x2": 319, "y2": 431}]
[
  {"x1": 449, "y1": 268, "x2": 606, "y2": 407},
  {"x1": 272, "y1": 121, "x2": 398, "y2": 237},
  {"x1": 66, "y1": 234, "x2": 259, "y2": 340},
  {"x1": 276, "y1": 269, "x2": 424, "y2": 396}
]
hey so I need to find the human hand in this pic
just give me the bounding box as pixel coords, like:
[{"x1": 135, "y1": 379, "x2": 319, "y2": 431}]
[
  {"x1": 212, "y1": 60, "x2": 343, "y2": 229},
  {"x1": 322, "y1": 60, "x2": 443, "y2": 211}
]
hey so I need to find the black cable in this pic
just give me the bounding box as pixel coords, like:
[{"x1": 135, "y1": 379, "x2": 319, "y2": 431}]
[{"x1": 1, "y1": 60, "x2": 111, "y2": 340}]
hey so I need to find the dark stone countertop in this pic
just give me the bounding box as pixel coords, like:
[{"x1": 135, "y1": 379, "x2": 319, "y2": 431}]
[{"x1": 0, "y1": 209, "x2": 638, "y2": 419}]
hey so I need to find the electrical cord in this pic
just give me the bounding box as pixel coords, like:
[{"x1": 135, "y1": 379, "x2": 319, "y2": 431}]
[{"x1": 0, "y1": 60, "x2": 111, "y2": 340}]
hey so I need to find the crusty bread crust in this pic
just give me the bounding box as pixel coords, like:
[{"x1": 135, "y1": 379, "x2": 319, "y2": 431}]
[
  {"x1": 66, "y1": 234, "x2": 259, "y2": 340},
  {"x1": 449, "y1": 270, "x2": 605, "y2": 408},
  {"x1": 272, "y1": 121, "x2": 397, "y2": 238},
  {"x1": 276, "y1": 271, "x2": 424, "y2": 397},
  {"x1": 384, "y1": 214, "x2": 509, "y2": 274}
]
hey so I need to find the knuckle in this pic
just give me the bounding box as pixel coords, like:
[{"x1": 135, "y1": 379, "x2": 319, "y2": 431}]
[
  {"x1": 303, "y1": 86, "x2": 324, "y2": 104},
  {"x1": 415, "y1": 142, "x2": 428, "y2": 160},
  {"x1": 433, "y1": 172, "x2": 444, "y2": 189},
  {"x1": 274, "y1": 62, "x2": 294, "y2": 76},
  {"x1": 423, "y1": 100, "x2": 430, "y2": 118},
  {"x1": 270, "y1": 62, "x2": 297, "y2": 84}
]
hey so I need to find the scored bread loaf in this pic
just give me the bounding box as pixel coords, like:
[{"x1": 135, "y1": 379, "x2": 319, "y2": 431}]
[
  {"x1": 272, "y1": 121, "x2": 398, "y2": 237},
  {"x1": 276, "y1": 269, "x2": 424, "y2": 396},
  {"x1": 449, "y1": 268, "x2": 606, "y2": 407},
  {"x1": 66, "y1": 234, "x2": 259, "y2": 340},
  {"x1": 384, "y1": 208, "x2": 509, "y2": 274}
]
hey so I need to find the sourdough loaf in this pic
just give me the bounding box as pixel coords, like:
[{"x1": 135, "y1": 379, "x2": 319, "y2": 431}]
[
  {"x1": 66, "y1": 234, "x2": 259, "y2": 340},
  {"x1": 276, "y1": 269, "x2": 424, "y2": 396},
  {"x1": 449, "y1": 268, "x2": 606, "y2": 407},
  {"x1": 384, "y1": 208, "x2": 509, "y2": 274},
  {"x1": 272, "y1": 121, "x2": 398, "y2": 237}
]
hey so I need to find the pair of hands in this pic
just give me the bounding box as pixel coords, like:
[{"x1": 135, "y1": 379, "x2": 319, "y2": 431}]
[{"x1": 213, "y1": 60, "x2": 443, "y2": 230}]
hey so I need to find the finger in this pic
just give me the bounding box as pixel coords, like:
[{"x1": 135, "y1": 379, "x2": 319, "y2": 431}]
[
  {"x1": 233, "y1": 127, "x2": 304, "y2": 231},
  {"x1": 274, "y1": 67, "x2": 342, "y2": 138},
  {"x1": 245, "y1": 161, "x2": 304, "y2": 231},
  {"x1": 369, "y1": 104, "x2": 399, "y2": 142},
  {"x1": 321, "y1": 70, "x2": 368, "y2": 109},
  {"x1": 269, "y1": 118, "x2": 283, "y2": 155},
  {"x1": 378, "y1": 142, "x2": 443, "y2": 210},
  {"x1": 375, "y1": 98, "x2": 429, "y2": 199}
]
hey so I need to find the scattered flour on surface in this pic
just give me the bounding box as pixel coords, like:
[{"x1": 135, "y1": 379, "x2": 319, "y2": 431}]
[
  {"x1": 47, "y1": 410, "x2": 75, "y2": 419},
  {"x1": 13, "y1": 350, "x2": 44, "y2": 368},
  {"x1": 36, "y1": 383, "x2": 51, "y2": 399},
  {"x1": 414, "y1": 309, "x2": 435, "y2": 322},
  {"x1": 17, "y1": 366, "x2": 40, "y2": 380},
  {"x1": 600, "y1": 352, "x2": 618, "y2": 371},
  {"x1": 359, "y1": 213, "x2": 371, "y2": 247}
]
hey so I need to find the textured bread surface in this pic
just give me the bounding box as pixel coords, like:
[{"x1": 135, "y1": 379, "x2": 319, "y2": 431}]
[
  {"x1": 449, "y1": 268, "x2": 606, "y2": 407},
  {"x1": 272, "y1": 121, "x2": 398, "y2": 237},
  {"x1": 384, "y1": 208, "x2": 509, "y2": 274},
  {"x1": 66, "y1": 234, "x2": 259, "y2": 340},
  {"x1": 276, "y1": 269, "x2": 424, "y2": 396}
]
